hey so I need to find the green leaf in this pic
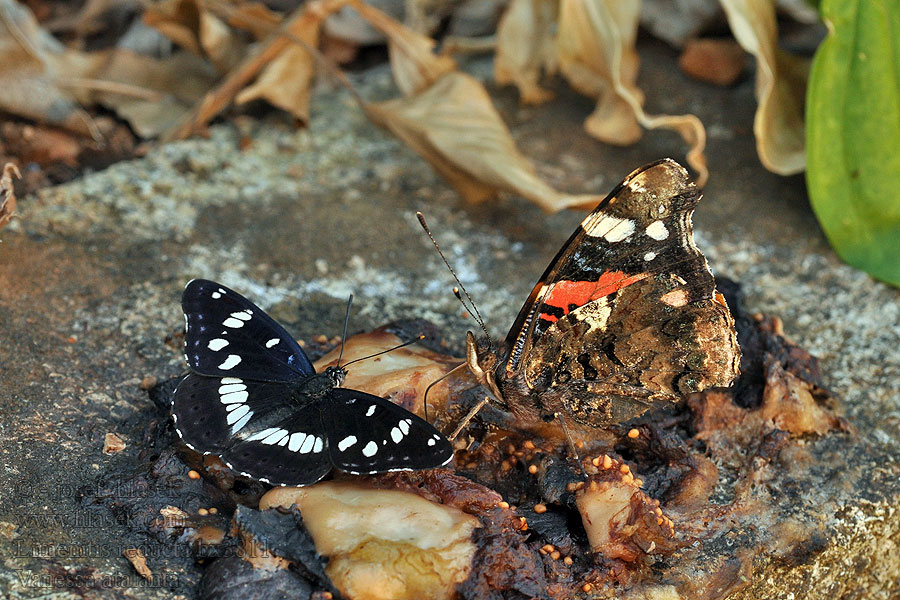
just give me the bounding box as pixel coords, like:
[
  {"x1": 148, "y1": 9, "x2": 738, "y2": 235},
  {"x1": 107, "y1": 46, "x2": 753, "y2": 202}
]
[{"x1": 806, "y1": 0, "x2": 900, "y2": 286}]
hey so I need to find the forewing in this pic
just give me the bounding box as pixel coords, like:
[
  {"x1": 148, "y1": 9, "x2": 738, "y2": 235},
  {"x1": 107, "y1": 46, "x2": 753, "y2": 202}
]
[
  {"x1": 221, "y1": 404, "x2": 331, "y2": 487},
  {"x1": 172, "y1": 373, "x2": 297, "y2": 454},
  {"x1": 181, "y1": 279, "x2": 314, "y2": 381},
  {"x1": 503, "y1": 159, "x2": 738, "y2": 396},
  {"x1": 324, "y1": 388, "x2": 453, "y2": 475}
]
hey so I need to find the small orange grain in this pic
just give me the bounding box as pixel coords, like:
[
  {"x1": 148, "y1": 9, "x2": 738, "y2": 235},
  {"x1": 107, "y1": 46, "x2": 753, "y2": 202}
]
[
  {"x1": 550, "y1": 550, "x2": 561, "y2": 560},
  {"x1": 523, "y1": 440, "x2": 535, "y2": 450},
  {"x1": 563, "y1": 556, "x2": 573, "y2": 565},
  {"x1": 657, "y1": 517, "x2": 664, "y2": 525},
  {"x1": 539, "y1": 548, "x2": 548, "y2": 555},
  {"x1": 591, "y1": 456, "x2": 601, "y2": 467},
  {"x1": 627, "y1": 428, "x2": 640, "y2": 439},
  {"x1": 541, "y1": 544, "x2": 554, "y2": 553},
  {"x1": 634, "y1": 478, "x2": 643, "y2": 487},
  {"x1": 198, "y1": 508, "x2": 209, "y2": 516},
  {"x1": 622, "y1": 473, "x2": 634, "y2": 485},
  {"x1": 619, "y1": 464, "x2": 630, "y2": 474},
  {"x1": 528, "y1": 464, "x2": 538, "y2": 474},
  {"x1": 498, "y1": 501, "x2": 510, "y2": 509},
  {"x1": 566, "y1": 482, "x2": 577, "y2": 492},
  {"x1": 602, "y1": 455, "x2": 613, "y2": 469},
  {"x1": 534, "y1": 503, "x2": 547, "y2": 514},
  {"x1": 208, "y1": 507, "x2": 218, "y2": 515},
  {"x1": 582, "y1": 583, "x2": 593, "y2": 593},
  {"x1": 188, "y1": 470, "x2": 200, "y2": 480}
]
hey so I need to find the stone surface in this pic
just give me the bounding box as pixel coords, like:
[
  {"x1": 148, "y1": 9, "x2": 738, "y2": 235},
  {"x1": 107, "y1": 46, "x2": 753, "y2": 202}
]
[{"x1": 1, "y1": 42, "x2": 898, "y2": 599}]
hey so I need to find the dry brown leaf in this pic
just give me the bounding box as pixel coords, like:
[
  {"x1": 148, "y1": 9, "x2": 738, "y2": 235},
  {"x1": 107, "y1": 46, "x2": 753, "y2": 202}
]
[
  {"x1": 0, "y1": 163, "x2": 20, "y2": 232},
  {"x1": 557, "y1": 0, "x2": 708, "y2": 185},
  {"x1": 164, "y1": 0, "x2": 350, "y2": 141},
  {"x1": 349, "y1": 0, "x2": 456, "y2": 96},
  {"x1": 0, "y1": 0, "x2": 100, "y2": 136},
  {"x1": 225, "y1": 1, "x2": 282, "y2": 39},
  {"x1": 144, "y1": 0, "x2": 244, "y2": 72},
  {"x1": 366, "y1": 72, "x2": 602, "y2": 211},
  {"x1": 494, "y1": 0, "x2": 558, "y2": 105},
  {"x1": 86, "y1": 49, "x2": 218, "y2": 138},
  {"x1": 143, "y1": 0, "x2": 203, "y2": 55},
  {"x1": 720, "y1": 0, "x2": 806, "y2": 174},
  {"x1": 234, "y1": 18, "x2": 319, "y2": 122}
]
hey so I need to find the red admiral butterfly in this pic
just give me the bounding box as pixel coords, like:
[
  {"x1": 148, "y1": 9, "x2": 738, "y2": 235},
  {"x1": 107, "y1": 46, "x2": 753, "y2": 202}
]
[
  {"x1": 171, "y1": 280, "x2": 453, "y2": 486},
  {"x1": 438, "y1": 159, "x2": 741, "y2": 430}
]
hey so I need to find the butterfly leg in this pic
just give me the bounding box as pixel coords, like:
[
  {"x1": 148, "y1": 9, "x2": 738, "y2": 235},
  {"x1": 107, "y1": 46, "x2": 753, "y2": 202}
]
[
  {"x1": 447, "y1": 395, "x2": 491, "y2": 441},
  {"x1": 555, "y1": 412, "x2": 589, "y2": 480}
]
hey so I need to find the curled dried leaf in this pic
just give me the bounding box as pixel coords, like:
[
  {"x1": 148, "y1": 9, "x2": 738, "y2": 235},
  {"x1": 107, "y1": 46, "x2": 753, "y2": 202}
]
[
  {"x1": 366, "y1": 72, "x2": 602, "y2": 212},
  {"x1": 144, "y1": 0, "x2": 245, "y2": 72},
  {"x1": 312, "y1": 325, "x2": 460, "y2": 417},
  {"x1": 164, "y1": 0, "x2": 350, "y2": 141},
  {"x1": 348, "y1": 0, "x2": 456, "y2": 96},
  {"x1": 0, "y1": 0, "x2": 99, "y2": 136},
  {"x1": 720, "y1": 0, "x2": 806, "y2": 174},
  {"x1": 556, "y1": 0, "x2": 708, "y2": 185},
  {"x1": 493, "y1": 0, "x2": 558, "y2": 104},
  {"x1": 0, "y1": 162, "x2": 20, "y2": 231},
  {"x1": 234, "y1": 26, "x2": 319, "y2": 123}
]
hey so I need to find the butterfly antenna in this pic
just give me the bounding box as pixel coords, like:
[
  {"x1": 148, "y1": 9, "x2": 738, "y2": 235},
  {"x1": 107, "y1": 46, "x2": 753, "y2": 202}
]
[
  {"x1": 422, "y1": 362, "x2": 467, "y2": 423},
  {"x1": 416, "y1": 211, "x2": 492, "y2": 343},
  {"x1": 336, "y1": 294, "x2": 353, "y2": 368},
  {"x1": 341, "y1": 335, "x2": 426, "y2": 370}
]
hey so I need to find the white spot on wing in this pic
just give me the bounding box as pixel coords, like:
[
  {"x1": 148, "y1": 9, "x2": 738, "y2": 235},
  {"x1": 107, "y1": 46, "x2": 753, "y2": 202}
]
[
  {"x1": 365, "y1": 405, "x2": 376, "y2": 417},
  {"x1": 427, "y1": 438, "x2": 436, "y2": 446},
  {"x1": 313, "y1": 437, "x2": 323, "y2": 453},
  {"x1": 338, "y1": 436, "x2": 358, "y2": 451},
  {"x1": 391, "y1": 427, "x2": 403, "y2": 443},
  {"x1": 248, "y1": 427, "x2": 279, "y2": 441},
  {"x1": 226, "y1": 404, "x2": 249, "y2": 425},
  {"x1": 583, "y1": 214, "x2": 635, "y2": 243},
  {"x1": 265, "y1": 338, "x2": 280, "y2": 348},
  {"x1": 643, "y1": 251, "x2": 657, "y2": 261},
  {"x1": 231, "y1": 411, "x2": 253, "y2": 433},
  {"x1": 208, "y1": 338, "x2": 229, "y2": 351},
  {"x1": 362, "y1": 441, "x2": 378, "y2": 457},
  {"x1": 212, "y1": 292, "x2": 221, "y2": 299},
  {"x1": 232, "y1": 311, "x2": 252, "y2": 321},
  {"x1": 221, "y1": 377, "x2": 242, "y2": 384},
  {"x1": 218, "y1": 355, "x2": 241, "y2": 370},
  {"x1": 219, "y1": 382, "x2": 247, "y2": 394},
  {"x1": 300, "y1": 435, "x2": 315, "y2": 454},
  {"x1": 399, "y1": 419, "x2": 411, "y2": 435},
  {"x1": 288, "y1": 433, "x2": 306, "y2": 452},
  {"x1": 221, "y1": 391, "x2": 248, "y2": 404},
  {"x1": 262, "y1": 429, "x2": 288, "y2": 445},
  {"x1": 646, "y1": 220, "x2": 669, "y2": 240},
  {"x1": 223, "y1": 318, "x2": 244, "y2": 328}
]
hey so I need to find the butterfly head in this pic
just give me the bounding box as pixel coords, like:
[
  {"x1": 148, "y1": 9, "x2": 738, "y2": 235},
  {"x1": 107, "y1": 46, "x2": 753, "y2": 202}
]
[
  {"x1": 324, "y1": 365, "x2": 347, "y2": 387},
  {"x1": 465, "y1": 331, "x2": 506, "y2": 407}
]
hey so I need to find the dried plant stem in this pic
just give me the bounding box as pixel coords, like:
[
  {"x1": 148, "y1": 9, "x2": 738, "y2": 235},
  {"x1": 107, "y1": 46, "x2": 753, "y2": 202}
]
[
  {"x1": 440, "y1": 35, "x2": 497, "y2": 56},
  {"x1": 58, "y1": 78, "x2": 167, "y2": 102}
]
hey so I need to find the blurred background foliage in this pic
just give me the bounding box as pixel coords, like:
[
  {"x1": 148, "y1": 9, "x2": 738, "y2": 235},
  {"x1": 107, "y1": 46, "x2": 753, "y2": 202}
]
[{"x1": 0, "y1": 0, "x2": 897, "y2": 285}]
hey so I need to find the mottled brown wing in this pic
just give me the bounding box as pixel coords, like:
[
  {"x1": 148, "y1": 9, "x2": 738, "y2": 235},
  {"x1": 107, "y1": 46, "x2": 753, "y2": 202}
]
[{"x1": 498, "y1": 160, "x2": 739, "y2": 425}]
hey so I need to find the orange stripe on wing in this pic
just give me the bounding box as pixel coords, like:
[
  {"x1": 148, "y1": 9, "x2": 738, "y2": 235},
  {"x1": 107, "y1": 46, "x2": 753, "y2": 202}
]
[{"x1": 539, "y1": 271, "x2": 648, "y2": 322}]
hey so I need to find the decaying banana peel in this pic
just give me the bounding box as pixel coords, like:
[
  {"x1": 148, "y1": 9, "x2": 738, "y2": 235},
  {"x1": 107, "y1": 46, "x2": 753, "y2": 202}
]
[
  {"x1": 261, "y1": 482, "x2": 478, "y2": 600},
  {"x1": 313, "y1": 323, "x2": 462, "y2": 417},
  {"x1": 575, "y1": 456, "x2": 676, "y2": 561}
]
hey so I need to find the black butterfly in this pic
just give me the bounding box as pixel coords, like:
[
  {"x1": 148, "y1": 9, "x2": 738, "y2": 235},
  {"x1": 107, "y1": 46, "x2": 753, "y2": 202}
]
[{"x1": 171, "y1": 279, "x2": 454, "y2": 486}]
